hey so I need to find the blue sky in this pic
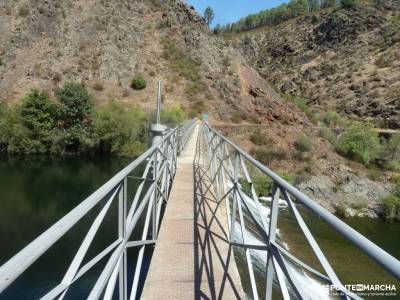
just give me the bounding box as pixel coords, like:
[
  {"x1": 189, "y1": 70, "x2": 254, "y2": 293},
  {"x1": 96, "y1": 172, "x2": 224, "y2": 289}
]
[{"x1": 185, "y1": 0, "x2": 288, "y2": 26}]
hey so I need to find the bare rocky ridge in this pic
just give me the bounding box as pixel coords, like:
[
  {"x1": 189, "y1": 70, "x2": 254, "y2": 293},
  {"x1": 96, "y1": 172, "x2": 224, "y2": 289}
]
[
  {"x1": 231, "y1": 1, "x2": 400, "y2": 128},
  {"x1": 0, "y1": 0, "x2": 394, "y2": 217}
]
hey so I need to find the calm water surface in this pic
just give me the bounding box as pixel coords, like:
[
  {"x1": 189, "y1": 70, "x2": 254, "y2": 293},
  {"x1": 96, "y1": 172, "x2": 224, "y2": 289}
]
[
  {"x1": 0, "y1": 156, "x2": 399, "y2": 299},
  {"x1": 0, "y1": 155, "x2": 152, "y2": 299}
]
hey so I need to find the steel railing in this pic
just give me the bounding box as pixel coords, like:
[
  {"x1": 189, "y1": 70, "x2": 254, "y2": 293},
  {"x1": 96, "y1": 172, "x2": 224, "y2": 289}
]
[
  {"x1": 0, "y1": 119, "x2": 196, "y2": 299},
  {"x1": 201, "y1": 122, "x2": 400, "y2": 300}
]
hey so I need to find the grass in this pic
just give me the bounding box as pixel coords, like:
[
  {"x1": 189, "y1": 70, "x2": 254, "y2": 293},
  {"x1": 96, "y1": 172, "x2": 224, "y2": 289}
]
[
  {"x1": 161, "y1": 37, "x2": 207, "y2": 101},
  {"x1": 161, "y1": 37, "x2": 202, "y2": 83},
  {"x1": 294, "y1": 134, "x2": 312, "y2": 152},
  {"x1": 250, "y1": 131, "x2": 271, "y2": 146},
  {"x1": 18, "y1": 6, "x2": 29, "y2": 17},
  {"x1": 319, "y1": 127, "x2": 337, "y2": 145},
  {"x1": 381, "y1": 195, "x2": 400, "y2": 219},
  {"x1": 231, "y1": 111, "x2": 247, "y2": 123},
  {"x1": 251, "y1": 147, "x2": 288, "y2": 165}
]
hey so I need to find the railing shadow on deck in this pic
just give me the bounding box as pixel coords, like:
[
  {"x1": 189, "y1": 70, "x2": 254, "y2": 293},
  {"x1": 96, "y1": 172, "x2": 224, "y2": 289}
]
[{"x1": 192, "y1": 128, "x2": 244, "y2": 300}]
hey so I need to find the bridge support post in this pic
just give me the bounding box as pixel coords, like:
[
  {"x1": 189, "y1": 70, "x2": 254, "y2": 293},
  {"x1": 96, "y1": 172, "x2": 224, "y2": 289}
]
[
  {"x1": 118, "y1": 178, "x2": 128, "y2": 300},
  {"x1": 151, "y1": 81, "x2": 166, "y2": 146}
]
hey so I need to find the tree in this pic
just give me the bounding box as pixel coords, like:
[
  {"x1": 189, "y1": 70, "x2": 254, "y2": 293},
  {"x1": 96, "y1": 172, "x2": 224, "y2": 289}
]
[
  {"x1": 54, "y1": 82, "x2": 94, "y2": 153},
  {"x1": 288, "y1": 0, "x2": 308, "y2": 17},
  {"x1": 94, "y1": 100, "x2": 147, "y2": 156},
  {"x1": 203, "y1": 6, "x2": 215, "y2": 26},
  {"x1": 20, "y1": 89, "x2": 58, "y2": 148},
  {"x1": 308, "y1": 0, "x2": 320, "y2": 12},
  {"x1": 213, "y1": 23, "x2": 222, "y2": 35},
  {"x1": 55, "y1": 82, "x2": 93, "y2": 128},
  {"x1": 321, "y1": 0, "x2": 336, "y2": 8},
  {"x1": 336, "y1": 122, "x2": 381, "y2": 165}
]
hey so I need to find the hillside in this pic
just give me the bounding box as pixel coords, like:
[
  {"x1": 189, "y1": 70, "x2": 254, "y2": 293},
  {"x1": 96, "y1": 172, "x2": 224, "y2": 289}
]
[
  {"x1": 0, "y1": 0, "x2": 397, "y2": 218},
  {"x1": 231, "y1": 1, "x2": 400, "y2": 128},
  {"x1": 0, "y1": 0, "x2": 245, "y2": 120}
]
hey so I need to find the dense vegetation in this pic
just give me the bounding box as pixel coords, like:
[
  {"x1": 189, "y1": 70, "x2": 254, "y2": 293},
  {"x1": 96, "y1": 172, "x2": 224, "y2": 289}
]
[
  {"x1": 218, "y1": 0, "x2": 355, "y2": 34},
  {"x1": 0, "y1": 83, "x2": 187, "y2": 157},
  {"x1": 315, "y1": 111, "x2": 400, "y2": 168}
]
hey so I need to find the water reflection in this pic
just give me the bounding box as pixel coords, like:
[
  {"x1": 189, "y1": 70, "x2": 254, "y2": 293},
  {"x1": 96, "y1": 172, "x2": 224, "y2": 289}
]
[{"x1": 0, "y1": 155, "x2": 131, "y2": 299}]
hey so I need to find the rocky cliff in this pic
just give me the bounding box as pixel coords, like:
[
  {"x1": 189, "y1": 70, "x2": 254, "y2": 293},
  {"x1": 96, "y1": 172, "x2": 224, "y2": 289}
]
[{"x1": 231, "y1": 1, "x2": 400, "y2": 128}]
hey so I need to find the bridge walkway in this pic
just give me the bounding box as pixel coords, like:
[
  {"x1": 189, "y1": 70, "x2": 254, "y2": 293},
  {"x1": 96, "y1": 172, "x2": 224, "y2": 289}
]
[{"x1": 142, "y1": 124, "x2": 245, "y2": 299}]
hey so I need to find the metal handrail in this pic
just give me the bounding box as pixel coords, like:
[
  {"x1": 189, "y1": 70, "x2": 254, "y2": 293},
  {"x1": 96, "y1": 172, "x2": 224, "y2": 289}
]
[
  {"x1": 201, "y1": 121, "x2": 400, "y2": 300},
  {"x1": 0, "y1": 119, "x2": 196, "y2": 298},
  {"x1": 178, "y1": 119, "x2": 197, "y2": 154}
]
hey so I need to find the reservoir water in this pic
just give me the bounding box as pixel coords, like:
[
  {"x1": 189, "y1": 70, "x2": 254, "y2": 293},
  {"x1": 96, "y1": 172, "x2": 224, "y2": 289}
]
[{"x1": 0, "y1": 156, "x2": 399, "y2": 299}]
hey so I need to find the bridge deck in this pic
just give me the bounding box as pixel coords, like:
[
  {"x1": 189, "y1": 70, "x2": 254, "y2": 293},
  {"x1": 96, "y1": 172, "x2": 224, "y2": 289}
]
[{"x1": 142, "y1": 124, "x2": 245, "y2": 299}]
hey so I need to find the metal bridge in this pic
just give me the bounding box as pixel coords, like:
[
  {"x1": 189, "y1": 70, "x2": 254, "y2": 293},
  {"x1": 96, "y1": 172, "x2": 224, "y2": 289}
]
[{"x1": 0, "y1": 85, "x2": 399, "y2": 299}]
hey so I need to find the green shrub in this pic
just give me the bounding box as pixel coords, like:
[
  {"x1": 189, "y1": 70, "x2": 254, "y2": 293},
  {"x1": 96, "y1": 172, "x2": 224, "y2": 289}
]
[
  {"x1": 0, "y1": 101, "x2": 7, "y2": 137},
  {"x1": 185, "y1": 83, "x2": 202, "y2": 98},
  {"x1": 20, "y1": 89, "x2": 58, "y2": 149},
  {"x1": 288, "y1": 96, "x2": 313, "y2": 119},
  {"x1": 322, "y1": 111, "x2": 345, "y2": 128},
  {"x1": 281, "y1": 94, "x2": 315, "y2": 121},
  {"x1": 51, "y1": 124, "x2": 94, "y2": 154},
  {"x1": 294, "y1": 134, "x2": 312, "y2": 152},
  {"x1": 366, "y1": 166, "x2": 381, "y2": 181},
  {"x1": 94, "y1": 100, "x2": 147, "y2": 157},
  {"x1": 18, "y1": 6, "x2": 29, "y2": 17},
  {"x1": 240, "y1": 172, "x2": 295, "y2": 197},
  {"x1": 93, "y1": 81, "x2": 104, "y2": 91},
  {"x1": 231, "y1": 112, "x2": 242, "y2": 123},
  {"x1": 248, "y1": 115, "x2": 261, "y2": 124},
  {"x1": 160, "y1": 105, "x2": 187, "y2": 126},
  {"x1": 191, "y1": 100, "x2": 206, "y2": 114},
  {"x1": 130, "y1": 75, "x2": 147, "y2": 90},
  {"x1": 231, "y1": 111, "x2": 248, "y2": 123},
  {"x1": 336, "y1": 122, "x2": 380, "y2": 165},
  {"x1": 340, "y1": 0, "x2": 356, "y2": 8},
  {"x1": 393, "y1": 181, "x2": 400, "y2": 198},
  {"x1": 251, "y1": 147, "x2": 288, "y2": 165},
  {"x1": 250, "y1": 131, "x2": 271, "y2": 146},
  {"x1": 240, "y1": 175, "x2": 272, "y2": 197},
  {"x1": 382, "y1": 133, "x2": 400, "y2": 161},
  {"x1": 320, "y1": 61, "x2": 336, "y2": 76},
  {"x1": 319, "y1": 127, "x2": 337, "y2": 145},
  {"x1": 381, "y1": 195, "x2": 400, "y2": 219},
  {"x1": 384, "y1": 160, "x2": 400, "y2": 172},
  {"x1": 161, "y1": 37, "x2": 202, "y2": 83}
]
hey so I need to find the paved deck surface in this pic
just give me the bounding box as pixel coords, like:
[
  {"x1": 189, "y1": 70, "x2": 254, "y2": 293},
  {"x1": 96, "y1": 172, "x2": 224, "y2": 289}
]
[{"x1": 142, "y1": 124, "x2": 245, "y2": 299}]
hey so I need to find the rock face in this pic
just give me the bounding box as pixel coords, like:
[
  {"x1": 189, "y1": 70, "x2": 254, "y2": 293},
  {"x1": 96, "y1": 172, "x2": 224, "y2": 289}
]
[
  {"x1": 298, "y1": 172, "x2": 390, "y2": 216},
  {"x1": 232, "y1": 2, "x2": 400, "y2": 128},
  {"x1": 0, "y1": 0, "x2": 243, "y2": 119}
]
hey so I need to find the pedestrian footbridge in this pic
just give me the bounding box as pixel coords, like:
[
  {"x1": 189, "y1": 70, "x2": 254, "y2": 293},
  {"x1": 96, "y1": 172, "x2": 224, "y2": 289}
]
[{"x1": 0, "y1": 120, "x2": 399, "y2": 300}]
